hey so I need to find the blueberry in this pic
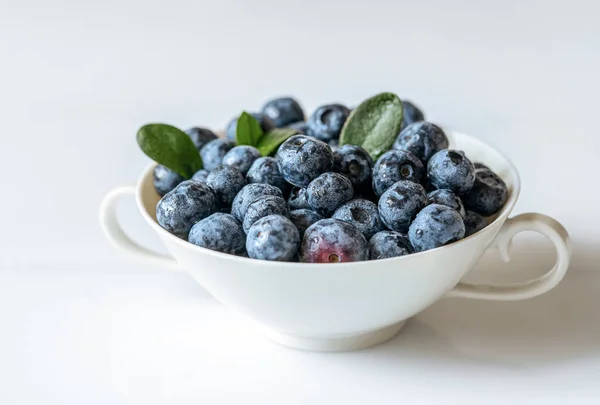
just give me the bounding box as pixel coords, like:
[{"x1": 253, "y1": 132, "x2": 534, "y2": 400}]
[
  {"x1": 246, "y1": 215, "x2": 300, "y2": 261},
  {"x1": 261, "y1": 97, "x2": 305, "y2": 128},
  {"x1": 153, "y1": 165, "x2": 184, "y2": 197},
  {"x1": 226, "y1": 112, "x2": 275, "y2": 140},
  {"x1": 200, "y1": 139, "x2": 236, "y2": 171},
  {"x1": 286, "y1": 121, "x2": 309, "y2": 133},
  {"x1": 156, "y1": 180, "x2": 217, "y2": 238},
  {"x1": 306, "y1": 172, "x2": 354, "y2": 216},
  {"x1": 464, "y1": 210, "x2": 488, "y2": 236},
  {"x1": 222, "y1": 145, "x2": 261, "y2": 176},
  {"x1": 185, "y1": 127, "x2": 218, "y2": 151},
  {"x1": 307, "y1": 104, "x2": 351, "y2": 142},
  {"x1": 378, "y1": 180, "x2": 427, "y2": 233},
  {"x1": 427, "y1": 189, "x2": 466, "y2": 219},
  {"x1": 369, "y1": 231, "x2": 413, "y2": 260},
  {"x1": 231, "y1": 183, "x2": 283, "y2": 221},
  {"x1": 372, "y1": 149, "x2": 425, "y2": 197},
  {"x1": 188, "y1": 213, "x2": 245, "y2": 255},
  {"x1": 333, "y1": 145, "x2": 373, "y2": 187},
  {"x1": 242, "y1": 195, "x2": 290, "y2": 233},
  {"x1": 462, "y1": 166, "x2": 508, "y2": 216},
  {"x1": 408, "y1": 204, "x2": 465, "y2": 252},
  {"x1": 427, "y1": 149, "x2": 476, "y2": 195},
  {"x1": 276, "y1": 135, "x2": 334, "y2": 187},
  {"x1": 290, "y1": 209, "x2": 324, "y2": 237},
  {"x1": 206, "y1": 165, "x2": 246, "y2": 207},
  {"x1": 287, "y1": 186, "x2": 310, "y2": 210},
  {"x1": 191, "y1": 169, "x2": 210, "y2": 183},
  {"x1": 400, "y1": 100, "x2": 425, "y2": 130},
  {"x1": 300, "y1": 218, "x2": 368, "y2": 263},
  {"x1": 393, "y1": 121, "x2": 449, "y2": 163},
  {"x1": 332, "y1": 199, "x2": 384, "y2": 240},
  {"x1": 246, "y1": 156, "x2": 291, "y2": 194}
]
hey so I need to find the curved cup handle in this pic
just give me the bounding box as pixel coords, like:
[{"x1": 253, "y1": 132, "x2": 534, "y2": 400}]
[
  {"x1": 446, "y1": 213, "x2": 571, "y2": 301},
  {"x1": 99, "y1": 186, "x2": 181, "y2": 271}
]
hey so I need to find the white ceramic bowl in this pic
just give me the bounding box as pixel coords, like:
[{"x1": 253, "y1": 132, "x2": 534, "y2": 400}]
[{"x1": 100, "y1": 131, "x2": 571, "y2": 351}]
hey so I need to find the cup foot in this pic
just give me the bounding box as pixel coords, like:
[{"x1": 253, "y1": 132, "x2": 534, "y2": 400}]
[{"x1": 263, "y1": 320, "x2": 408, "y2": 352}]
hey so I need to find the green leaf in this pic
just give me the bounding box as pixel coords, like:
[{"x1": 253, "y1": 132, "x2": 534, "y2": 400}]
[
  {"x1": 137, "y1": 123, "x2": 203, "y2": 179},
  {"x1": 256, "y1": 128, "x2": 299, "y2": 156},
  {"x1": 236, "y1": 111, "x2": 264, "y2": 146},
  {"x1": 339, "y1": 92, "x2": 404, "y2": 160}
]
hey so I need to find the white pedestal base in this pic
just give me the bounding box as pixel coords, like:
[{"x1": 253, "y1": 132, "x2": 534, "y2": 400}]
[{"x1": 263, "y1": 320, "x2": 408, "y2": 352}]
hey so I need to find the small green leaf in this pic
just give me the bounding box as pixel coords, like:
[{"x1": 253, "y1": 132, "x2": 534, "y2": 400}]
[
  {"x1": 236, "y1": 111, "x2": 264, "y2": 146},
  {"x1": 256, "y1": 128, "x2": 299, "y2": 156},
  {"x1": 339, "y1": 92, "x2": 404, "y2": 160},
  {"x1": 137, "y1": 123, "x2": 203, "y2": 179}
]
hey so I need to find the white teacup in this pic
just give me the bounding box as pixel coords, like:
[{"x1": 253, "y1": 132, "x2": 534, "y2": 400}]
[{"x1": 100, "y1": 131, "x2": 571, "y2": 352}]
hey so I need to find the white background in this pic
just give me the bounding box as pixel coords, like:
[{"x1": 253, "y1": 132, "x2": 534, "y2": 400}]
[{"x1": 1, "y1": 0, "x2": 599, "y2": 403}]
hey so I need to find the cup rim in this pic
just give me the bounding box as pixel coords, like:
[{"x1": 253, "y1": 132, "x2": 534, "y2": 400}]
[{"x1": 136, "y1": 130, "x2": 521, "y2": 267}]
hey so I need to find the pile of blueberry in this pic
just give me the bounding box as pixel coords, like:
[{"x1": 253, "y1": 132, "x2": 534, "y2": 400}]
[{"x1": 153, "y1": 97, "x2": 508, "y2": 263}]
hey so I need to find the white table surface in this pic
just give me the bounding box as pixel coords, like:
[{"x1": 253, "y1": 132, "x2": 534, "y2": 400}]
[{"x1": 1, "y1": 0, "x2": 599, "y2": 403}]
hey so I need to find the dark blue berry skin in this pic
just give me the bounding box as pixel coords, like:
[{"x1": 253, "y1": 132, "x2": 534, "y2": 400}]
[
  {"x1": 261, "y1": 97, "x2": 305, "y2": 128},
  {"x1": 246, "y1": 215, "x2": 300, "y2": 261},
  {"x1": 226, "y1": 113, "x2": 275, "y2": 140},
  {"x1": 427, "y1": 189, "x2": 466, "y2": 219},
  {"x1": 222, "y1": 145, "x2": 261, "y2": 176},
  {"x1": 462, "y1": 166, "x2": 508, "y2": 216},
  {"x1": 286, "y1": 121, "x2": 309, "y2": 133},
  {"x1": 276, "y1": 135, "x2": 334, "y2": 187},
  {"x1": 153, "y1": 165, "x2": 184, "y2": 197},
  {"x1": 427, "y1": 149, "x2": 476, "y2": 195},
  {"x1": 333, "y1": 145, "x2": 374, "y2": 187},
  {"x1": 290, "y1": 209, "x2": 324, "y2": 237},
  {"x1": 191, "y1": 169, "x2": 210, "y2": 183},
  {"x1": 231, "y1": 183, "x2": 283, "y2": 222},
  {"x1": 332, "y1": 199, "x2": 384, "y2": 240},
  {"x1": 206, "y1": 165, "x2": 246, "y2": 207},
  {"x1": 188, "y1": 213, "x2": 245, "y2": 255},
  {"x1": 287, "y1": 187, "x2": 310, "y2": 210},
  {"x1": 200, "y1": 139, "x2": 236, "y2": 171},
  {"x1": 185, "y1": 127, "x2": 218, "y2": 151},
  {"x1": 372, "y1": 149, "x2": 425, "y2": 197},
  {"x1": 464, "y1": 210, "x2": 488, "y2": 236},
  {"x1": 400, "y1": 100, "x2": 425, "y2": 130},
  {"x1": 242, "y1": 195, "x2": 290, "y2": 233},
  {"x1": 246, "y1": 157, "x2": 291, "y2": 194},
  {"x1": 474, "y1": 162, "x2": 490, "y2": 171},
  {"x1": 307, "y1": 104, "x2": 351, "y2": 142},
  {"x1": 378, "y1": 180, "x2": 427, "y2": 233},
  {"x1": 306, "y1": 172, "x2": 354, "y2": 217},
  {"x1": 369, "y1": 231, "x2": 413, "y2": 260},
  {"x1": 300, "y1": 218, "x2": 369, "y2": 263},
  {"x1": 408, "y1": 204, "x2": 465, "y2": 252},
  {"x1": 393, "y1": 121, "x2": 448, "y2": 163},
  {"x1": 156, "y1": 180, "x2": 217, "y2": 238}
]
